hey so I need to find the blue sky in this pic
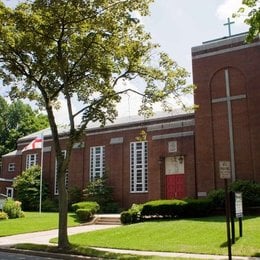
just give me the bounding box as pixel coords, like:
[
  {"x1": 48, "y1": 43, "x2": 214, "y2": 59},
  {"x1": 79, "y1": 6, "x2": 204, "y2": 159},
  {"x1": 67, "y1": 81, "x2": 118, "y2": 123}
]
[
  {"x1": 2, "y1": 0, "x2": 250, "y2": 122},
  {"x1": 144, "y1": 0, "x2": 248, "y2": 79}
]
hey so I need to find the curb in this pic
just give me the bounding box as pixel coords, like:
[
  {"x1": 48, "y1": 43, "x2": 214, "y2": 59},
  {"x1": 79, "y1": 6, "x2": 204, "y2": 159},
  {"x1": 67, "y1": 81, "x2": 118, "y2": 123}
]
[{"x1": 0, "y1": 246, "x2": 98, "y2": 259}]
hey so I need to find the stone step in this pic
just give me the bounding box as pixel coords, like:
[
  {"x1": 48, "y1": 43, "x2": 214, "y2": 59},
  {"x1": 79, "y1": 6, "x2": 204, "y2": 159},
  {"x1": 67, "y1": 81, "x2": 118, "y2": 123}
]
[{"x1": 95, "y1": 215, "x2": 121, "y2": 225}]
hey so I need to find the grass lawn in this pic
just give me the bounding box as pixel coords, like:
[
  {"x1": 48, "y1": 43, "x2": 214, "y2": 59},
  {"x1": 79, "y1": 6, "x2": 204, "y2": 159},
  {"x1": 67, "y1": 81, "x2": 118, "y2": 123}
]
[
  {"x1": 67, "y1": 216, "x2": 260, "y2": 257},
  {"x1": 0, "y1": 212, "x2": 79, "y2": 236}
]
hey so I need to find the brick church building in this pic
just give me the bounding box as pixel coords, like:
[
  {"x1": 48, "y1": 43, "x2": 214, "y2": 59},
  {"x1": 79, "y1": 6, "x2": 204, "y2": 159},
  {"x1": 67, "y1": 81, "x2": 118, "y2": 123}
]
[{"x1": 0, "y1": 33, "x2": 259, "y2": 208}]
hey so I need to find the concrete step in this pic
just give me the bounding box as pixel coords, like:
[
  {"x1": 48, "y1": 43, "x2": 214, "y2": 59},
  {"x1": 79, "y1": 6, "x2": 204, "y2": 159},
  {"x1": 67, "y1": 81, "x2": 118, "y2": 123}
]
[{"x1": 94, "y1": 215, "x2": 121, "y2": 225}]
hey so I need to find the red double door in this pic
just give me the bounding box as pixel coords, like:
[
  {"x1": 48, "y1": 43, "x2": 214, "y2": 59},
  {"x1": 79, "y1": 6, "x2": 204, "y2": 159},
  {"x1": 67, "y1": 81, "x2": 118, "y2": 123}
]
[
  {"x1": 166, "y1": 174, "x2": 185, "y2": 199},
  {"x1": 165, "y1": 157, "x2": 186, "y2": 199}
]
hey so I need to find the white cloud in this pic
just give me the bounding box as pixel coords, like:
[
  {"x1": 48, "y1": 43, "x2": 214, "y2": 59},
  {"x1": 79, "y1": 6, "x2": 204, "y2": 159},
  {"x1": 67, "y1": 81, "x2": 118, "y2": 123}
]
[{"x1": 216, "y1": 0, "x2": 242, "y2": 20}]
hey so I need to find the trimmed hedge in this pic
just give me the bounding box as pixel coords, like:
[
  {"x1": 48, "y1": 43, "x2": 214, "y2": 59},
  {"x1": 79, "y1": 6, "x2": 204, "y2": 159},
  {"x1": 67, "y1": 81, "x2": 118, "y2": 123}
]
[
  {"x1": 71, "y1": 201, "x2": 100, "y2": 213},
  {"x1": 141, "y1": 199, "x2": 187, "y2": 218},
  {"x1": 121, "y1": 199, "x2": 214, "y2": 224},
  {"x1": 76, "y1": 209, "x2": 92, "y2": 222},
  {"x1": 183, "y1": 198, "x2": 213, "y2": 217},
  {"x1": 72, "y1": 201, "x2": 100, "y2": 223},
  {"x1": 207, "y1": 189, "x2": 225, "y2": 208}
]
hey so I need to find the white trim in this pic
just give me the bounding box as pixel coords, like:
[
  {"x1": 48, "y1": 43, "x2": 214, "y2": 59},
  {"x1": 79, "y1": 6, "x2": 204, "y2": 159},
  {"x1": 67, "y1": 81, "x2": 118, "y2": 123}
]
[
  {"x1": 0, "y1": 178, "x2": 13, "y2": 182},
  {"x1": 152, "y1": 131, "x2": 194, "y2": 140},
  {"x1": 147, "y1": 119, "x2": 194, "y2": 132},
  {"x1": 192, "y1": 41, "x2": 260, "y2": 60}
]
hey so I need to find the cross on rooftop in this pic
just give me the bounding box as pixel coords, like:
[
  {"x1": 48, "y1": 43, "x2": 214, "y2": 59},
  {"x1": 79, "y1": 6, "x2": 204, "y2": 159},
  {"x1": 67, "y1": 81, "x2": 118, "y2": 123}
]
[{"x1": 224, "y1": 17, "x2": 235, "y2": 37}]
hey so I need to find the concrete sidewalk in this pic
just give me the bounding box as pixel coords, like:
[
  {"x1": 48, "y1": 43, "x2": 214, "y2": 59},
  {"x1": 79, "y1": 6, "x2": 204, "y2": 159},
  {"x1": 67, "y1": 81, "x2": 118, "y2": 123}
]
[
  {"x1": 0, "y1": 223, "x2": 259, "y2": 260},
  {"x1": 0, "y1": 223, "x2": 119, "y2": 246}
]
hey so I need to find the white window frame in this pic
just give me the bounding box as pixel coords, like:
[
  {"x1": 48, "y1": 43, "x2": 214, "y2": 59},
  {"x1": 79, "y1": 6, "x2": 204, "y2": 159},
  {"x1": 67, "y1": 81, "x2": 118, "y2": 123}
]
[
  {"x1": 54, "y1": 150, "x2": 69, "y2": 195},
  {"x1": 26, "y1": 154, "x2": 38, "y2": 169},
  {"x1": 8, "y1": 163, "x2": 15, "y2": 172},
  {"x1": 130, "y1": 141, "x2": 148, "y2": 193},
  {"x1": 6, "y1": 187, "x2": 14, "y2": 198},
  {"x1": 90, "y1": 146, "x2": 105, "y2": 181}
]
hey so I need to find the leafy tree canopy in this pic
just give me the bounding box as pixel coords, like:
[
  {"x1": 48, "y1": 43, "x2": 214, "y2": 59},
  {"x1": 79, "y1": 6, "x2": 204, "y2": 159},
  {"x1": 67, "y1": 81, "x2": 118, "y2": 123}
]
[
  {"x1": 0, "y1": 0, "x2": 193, "y2": 249},
  {"x1": 0, "y1": 96, "x2": 49, "y2": 157},
  {"x1": 234, "y1": 0, "x2": 260, "y2": 42}
]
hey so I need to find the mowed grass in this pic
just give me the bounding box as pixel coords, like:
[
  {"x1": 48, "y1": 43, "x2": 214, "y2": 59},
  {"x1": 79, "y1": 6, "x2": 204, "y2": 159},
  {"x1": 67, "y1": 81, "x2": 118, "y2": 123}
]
[
  {"x1": 0, "y1": 212, "x2": 79, "y2": 236},
  {"x1": 67, "y1": 216, "x2": 260, "y2": 257}
]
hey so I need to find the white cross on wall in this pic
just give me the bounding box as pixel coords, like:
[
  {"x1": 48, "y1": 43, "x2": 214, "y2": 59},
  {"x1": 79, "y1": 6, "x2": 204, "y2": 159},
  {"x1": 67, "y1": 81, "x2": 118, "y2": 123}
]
[{"x1": 212, "y1": 69, "x2": 246, "y2": 181}]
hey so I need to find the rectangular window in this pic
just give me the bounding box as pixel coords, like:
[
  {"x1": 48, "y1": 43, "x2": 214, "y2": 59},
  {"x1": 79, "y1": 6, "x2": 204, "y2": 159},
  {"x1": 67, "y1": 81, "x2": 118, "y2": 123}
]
[
  {"x1": 8, "y1": 163, "x2": 15, "y2": 172},
  {"x1": 26, "y1": 154, "x2": 38, "y2": 169},
  {"x1": 6, "y1": 187, "x2": 13, "y2": 198},
  {"x1": 90, "y1": 146, "x2": 105, "y2": 181},
  {"x1": 130, "y1": 141, "x2": 148, "y2": 193},
  {"x1": 54, "y1": 151, "x2": 69, "y2": 195}
]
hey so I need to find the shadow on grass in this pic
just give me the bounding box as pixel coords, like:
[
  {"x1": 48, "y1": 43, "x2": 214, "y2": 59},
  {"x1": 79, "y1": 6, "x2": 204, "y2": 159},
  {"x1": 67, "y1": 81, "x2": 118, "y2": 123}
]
[
  {"x1": 140, "y1": 216, "x2": 227, "y2": 224},
  {"x1": 178, "y1": 215, "x2": 258, "y2": 223},
  {"x1": 68, "y1": 213, "x2": 81, "y2": 224},
  {"x1": 68, "y1": 213, "x2": 97, "y2": 225},
  {"x1": 14, "y1": 243, "x2": 155, "y2": 259},
  {"x1": 220, "y1": 236, "x2": 243, "y2": 248}
]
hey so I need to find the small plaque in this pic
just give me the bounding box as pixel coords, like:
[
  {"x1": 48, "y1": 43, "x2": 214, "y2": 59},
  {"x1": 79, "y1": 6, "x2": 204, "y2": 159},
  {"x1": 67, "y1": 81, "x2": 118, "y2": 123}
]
[
  {"x1": 110, "y1": 137, "x2": 123, "y2": 144},
  {"x1": 219, "y1": 161, "x2": 231, "y2": 179},
  {"x1": 168, "y1": 141, "x2": 177, "y2": 153}
]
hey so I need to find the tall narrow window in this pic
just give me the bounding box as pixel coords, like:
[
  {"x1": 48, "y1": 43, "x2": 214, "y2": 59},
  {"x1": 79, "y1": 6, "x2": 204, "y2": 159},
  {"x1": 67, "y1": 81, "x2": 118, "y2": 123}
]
[
  {"x1": 26, "y1": 154, "x2": 38, "y2": 169},
  {"x1": 130, "y1": 141, "x2": 148, "y2": 193},
  {"x1": 90, "y1": 146, "x2": 105, "y2": 181},
  {"x1": 54, "y1": 151, "x2": 69, "y2": 195}
]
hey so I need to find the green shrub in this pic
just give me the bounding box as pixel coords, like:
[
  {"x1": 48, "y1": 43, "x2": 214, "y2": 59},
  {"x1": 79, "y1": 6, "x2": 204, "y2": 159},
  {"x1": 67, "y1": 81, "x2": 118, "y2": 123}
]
[
  {"x1": 83, "y1": 176, "x2": 118, "y2": 213},
  {"x1": 75, "y1": 209, "x2": 92, "y2": 222},
  {"x1": 183, "y1": 198, "x2": 213, "y2": 217},
  {"x1": 12, "y1": 165, "x2": 49, "y2": 211},
  {"x1": 71, "y1": 201, "x2": 100, "y2": 214},
  {"x1": 3, "y1": 198, "x2": 24, "y2": 219},
  {"x1": 141, "y1": 200, "x2": 187, "y2": 218},
  {"x1": 41, "y1": 198, "x2": 58, "y2": 212},
  {"x1": 207, "y1": 180, "x2": 260, "y2": 209},
  {"x1": 207, "y1": 189, "x2": 225, "y2": 208},
  {"x1": 120, "y1": 204, "x2": 143, "y2": 224},
  {"x1": 230, "y1": 180, "x2": 260, "y2": 207},
  {"x1": 0, "y1": 211, "x2": 8, "y2": 220},
  {"x1": 120, "y1": 211, "x2": 132, "y2": 224}
]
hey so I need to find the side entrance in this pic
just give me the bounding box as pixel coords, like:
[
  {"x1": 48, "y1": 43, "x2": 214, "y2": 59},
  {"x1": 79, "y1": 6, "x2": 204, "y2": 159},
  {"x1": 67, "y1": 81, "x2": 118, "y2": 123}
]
[{"x1": 165, "y1": 156, "x2": 186, "y2": 199}]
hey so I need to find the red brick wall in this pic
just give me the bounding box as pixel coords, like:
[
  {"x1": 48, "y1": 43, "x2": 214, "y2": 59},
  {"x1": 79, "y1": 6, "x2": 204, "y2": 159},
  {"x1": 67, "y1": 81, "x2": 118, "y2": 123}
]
[
  {"x1": 1, "y1": 114, "x2": 196, "y2": 209},
  {"x1": 193, "y1": 35, "x2": 260, "y2": 195}
]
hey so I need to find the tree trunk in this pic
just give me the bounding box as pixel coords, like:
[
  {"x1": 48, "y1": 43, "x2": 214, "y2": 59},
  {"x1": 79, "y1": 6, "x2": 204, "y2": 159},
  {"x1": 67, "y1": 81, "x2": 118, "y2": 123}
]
[{"x1": 57, "y1": 169, "x2": 70, "y2": 249}]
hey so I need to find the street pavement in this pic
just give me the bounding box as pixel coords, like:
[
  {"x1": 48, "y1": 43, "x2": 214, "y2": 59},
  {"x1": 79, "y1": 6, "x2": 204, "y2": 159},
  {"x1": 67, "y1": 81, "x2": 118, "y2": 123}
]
[{"x1": 0, "y1": 219, "x2": 259, "y2": 260}]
